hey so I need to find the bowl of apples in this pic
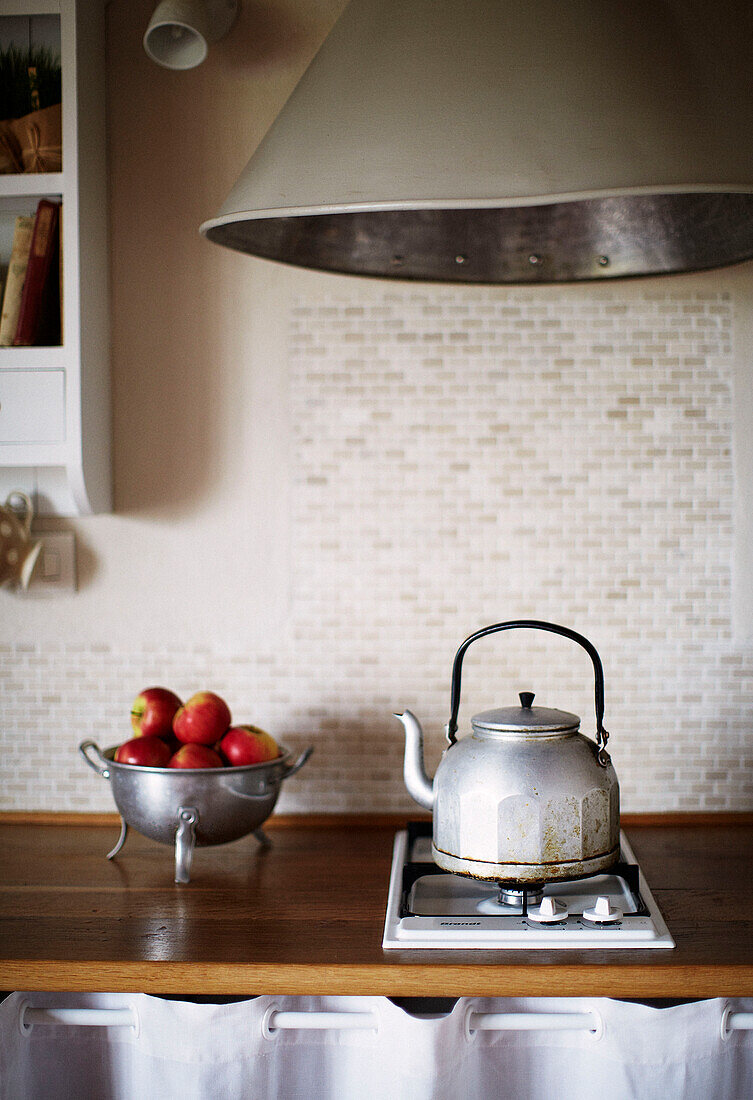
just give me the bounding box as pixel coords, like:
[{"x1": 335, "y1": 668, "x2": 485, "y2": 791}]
[{"x1": 79, "y1": 687, "x2": 312, "y2": 882}]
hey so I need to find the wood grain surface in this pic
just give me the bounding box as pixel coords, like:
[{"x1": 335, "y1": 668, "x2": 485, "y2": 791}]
[{"x1": 1, "y1": 818, "x2": 752, "y2": 997}]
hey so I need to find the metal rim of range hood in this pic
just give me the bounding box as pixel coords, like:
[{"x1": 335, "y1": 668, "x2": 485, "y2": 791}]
[{"x1": 200, "y1": 0, "x2": 753, "y2": 284}]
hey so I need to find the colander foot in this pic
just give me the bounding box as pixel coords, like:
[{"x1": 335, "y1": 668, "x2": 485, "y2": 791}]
[
  {"x1": 174, "y1": 806, "x2": 199, "y2": 884},
  {"x1": 106, "y1": 817, "x2": 128, "y2": 860}
]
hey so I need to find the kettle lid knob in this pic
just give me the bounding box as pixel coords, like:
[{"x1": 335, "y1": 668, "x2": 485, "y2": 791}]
[{"x1": 519, "y1": 691, "x2": 535, "y2": 709}]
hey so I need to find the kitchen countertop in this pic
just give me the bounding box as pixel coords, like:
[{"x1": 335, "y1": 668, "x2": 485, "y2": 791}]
[{"x1": 1, "y1": 815, "x2": 752, "y2": 999}]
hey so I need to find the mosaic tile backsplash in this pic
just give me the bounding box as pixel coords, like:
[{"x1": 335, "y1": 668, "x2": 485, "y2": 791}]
[{"x1": 2, "y1": 289, "x2": 752, "y2": 813}]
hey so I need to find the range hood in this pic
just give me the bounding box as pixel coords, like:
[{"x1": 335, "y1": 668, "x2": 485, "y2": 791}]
[{"x1": 200, "y1": 0, "x2": 753, "y2": 283}]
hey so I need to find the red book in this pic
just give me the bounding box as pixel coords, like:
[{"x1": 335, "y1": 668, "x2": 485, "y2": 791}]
[{"x1": 13, "y1": 199, "x2": 61, "y2": 347}]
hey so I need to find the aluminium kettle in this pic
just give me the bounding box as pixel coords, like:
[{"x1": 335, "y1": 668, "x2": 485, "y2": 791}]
[{"x1": 394, "y1": 620, "x2": 620, "y2": 884}]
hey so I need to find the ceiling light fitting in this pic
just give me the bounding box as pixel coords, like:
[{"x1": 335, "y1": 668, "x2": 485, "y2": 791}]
[{"x1": 144, "y1": 0, "x2": 238, "y2": 71}]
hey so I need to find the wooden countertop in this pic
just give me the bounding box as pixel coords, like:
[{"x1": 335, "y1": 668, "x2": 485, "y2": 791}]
[{"x1": 1, "y1": 815, "x2": 752, "y2": 999}]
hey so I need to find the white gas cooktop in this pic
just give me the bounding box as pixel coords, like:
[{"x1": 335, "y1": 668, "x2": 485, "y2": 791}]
[{"x1": 383, "y1": 823, "x2": 674, "y2": 950}]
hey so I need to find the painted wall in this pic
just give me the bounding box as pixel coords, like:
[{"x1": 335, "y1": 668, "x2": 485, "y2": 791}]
[{"x1": 1, "y1": 0, "x2": 752, "y2": 815}]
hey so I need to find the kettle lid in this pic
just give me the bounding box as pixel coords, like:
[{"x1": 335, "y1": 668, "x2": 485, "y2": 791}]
[{"x1": 472, "y1": 691, "x2": 579, "y2": 734}]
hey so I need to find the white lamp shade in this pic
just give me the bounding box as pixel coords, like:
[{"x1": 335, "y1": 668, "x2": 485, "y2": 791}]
[{"x1": 144, "y1": 0, "x2": 238, "y2": 70}]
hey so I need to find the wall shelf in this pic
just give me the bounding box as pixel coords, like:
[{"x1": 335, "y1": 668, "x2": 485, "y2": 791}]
[{"x1": 0, "y1": 0, "x2": 110, "y2": 515}]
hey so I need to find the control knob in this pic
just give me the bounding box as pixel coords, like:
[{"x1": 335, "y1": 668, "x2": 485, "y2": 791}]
[
  {"x1": 527, "y1": 897, "x2": 568, "y2": 923},
  {"x1": 582, "y1": 896, "x2": 622, "y2": 923}
]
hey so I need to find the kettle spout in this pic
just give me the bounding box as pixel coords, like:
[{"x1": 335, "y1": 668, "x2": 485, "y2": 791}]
[{"x1": 394, "y1": 710, "x2": 434, "y2": 811}]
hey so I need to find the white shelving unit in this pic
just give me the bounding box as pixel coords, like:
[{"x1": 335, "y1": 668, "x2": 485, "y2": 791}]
[{"x1": 0, "y1": 0, "x2": 110, "y2": 515}]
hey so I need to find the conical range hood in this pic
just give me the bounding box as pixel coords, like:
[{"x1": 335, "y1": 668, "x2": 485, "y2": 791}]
[{"x1": 200, "y1": 0, "x2": 753, "y2": 283}]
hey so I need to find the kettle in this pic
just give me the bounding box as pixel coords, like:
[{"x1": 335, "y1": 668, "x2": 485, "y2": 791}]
[{"x1": 395, "y1": 620, "x2": 620, "y2": 884}]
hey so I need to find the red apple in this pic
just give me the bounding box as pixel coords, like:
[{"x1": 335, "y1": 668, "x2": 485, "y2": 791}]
[
  {"x1": 115, "y1": 735, "x2": 172, "y2": 767},
  {"x1": 168, "y1": 744, "x2": 223, "y2": 769},
  {"x1": 130, "y1": 686, "x2": 182, "y2": 739},
  {"x1": 173, "y1": 691, "x2": 231, "y2": 745},
  {"x1": 219, "y1": 724, "x2": 280, "y2": 767}
]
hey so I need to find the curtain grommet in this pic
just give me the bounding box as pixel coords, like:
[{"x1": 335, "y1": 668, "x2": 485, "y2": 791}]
[
  {"x1": 721, "y1": 1003, "x2": 733, "y2": 1041},
  {"x1": 18, "y1": 998, "x2": 33, "y2": 1037},
  {"x1": 262, "y1": 1003, "x2": 281, "y2": 1041},
  {"x1": 463, "y1": 1002, "x2": 478, "y2": 1043}
]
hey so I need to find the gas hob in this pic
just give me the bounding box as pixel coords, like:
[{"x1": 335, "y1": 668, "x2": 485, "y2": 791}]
[{"x1": 383, "y1": 822, "x2": 674, "y2": 950}]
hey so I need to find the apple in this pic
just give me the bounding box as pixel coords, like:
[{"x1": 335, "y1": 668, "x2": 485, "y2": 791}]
[
  {"x1": 173, "y1": 691, "x2": 231, "y2": 745},
  {"x1": 219, "y1": 724, "x2": 280, "y2": 767},
  {"x1": 168, "y1": 744, "x2": 223, "y2": 769},
  {"x1": 130, "y1": 686, "x2": 182, "y2": 739},
  {"x1": 115, "y1": 735, "x2": 172, "y2": 767}
]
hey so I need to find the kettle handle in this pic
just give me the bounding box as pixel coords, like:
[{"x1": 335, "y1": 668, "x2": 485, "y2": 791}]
[{"x1": 446, "y1": 620, "x2": 609, "y2": 762}]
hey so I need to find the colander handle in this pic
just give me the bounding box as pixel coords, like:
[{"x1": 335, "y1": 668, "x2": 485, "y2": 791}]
[
  {"x1": 282, "y1": 746, "x2": 313, "y2": 777},
  {"x1": 446, "y1": 620, "x2": 609, "y2": 762},
  {"x1": 79, "y1": 740, "x2": 111, "y2": 779}
]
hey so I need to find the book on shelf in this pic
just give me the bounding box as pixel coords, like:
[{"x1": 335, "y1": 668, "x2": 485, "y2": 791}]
[
  {"x1": 0, "y1": 213, "x2": 34, "y2": 346},
  {"x1": 13, "y1": 197, "x2": 61, "y2": 347}
]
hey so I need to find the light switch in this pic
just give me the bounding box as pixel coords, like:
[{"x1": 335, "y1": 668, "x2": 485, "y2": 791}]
[{"x1": 43, "y1": 549, "x2": 61, "y2": 580}]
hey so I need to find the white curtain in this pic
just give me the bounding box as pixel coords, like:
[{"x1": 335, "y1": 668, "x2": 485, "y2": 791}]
[{"x1": 2, "y1": 993, "x2": 752, "y2": 1100}]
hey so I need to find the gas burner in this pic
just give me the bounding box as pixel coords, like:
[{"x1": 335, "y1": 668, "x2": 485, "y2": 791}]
[
  {"x1": 495, "y1": 886, "x2": 545, "y2": 909},
  {"x1": 476, "y1": 885, "x2": 545, "y2": 916},
  {"x1": 383, "y1": 822, "x2": 674, "y2": 950}
]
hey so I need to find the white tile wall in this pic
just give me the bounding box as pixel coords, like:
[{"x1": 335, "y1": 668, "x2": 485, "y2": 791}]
[{"x1": 2, "y1": 288, "x2": 752, "y2": 814}]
